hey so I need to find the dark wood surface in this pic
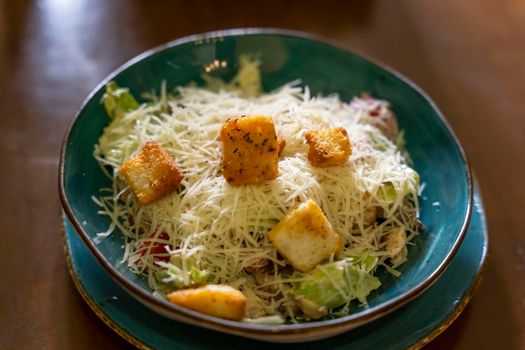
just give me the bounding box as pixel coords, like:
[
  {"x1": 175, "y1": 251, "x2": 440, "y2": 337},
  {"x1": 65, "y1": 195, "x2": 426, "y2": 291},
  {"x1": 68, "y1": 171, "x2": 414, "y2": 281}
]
[{"x1": 1, "y1": 1, "x2": 524, "y2": 348}]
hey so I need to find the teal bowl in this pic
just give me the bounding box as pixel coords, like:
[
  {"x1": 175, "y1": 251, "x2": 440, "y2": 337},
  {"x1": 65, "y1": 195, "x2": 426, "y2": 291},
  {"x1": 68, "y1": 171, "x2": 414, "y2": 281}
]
[{"x1": 59, "y1": 29, "x2": 472, "y2": 342}]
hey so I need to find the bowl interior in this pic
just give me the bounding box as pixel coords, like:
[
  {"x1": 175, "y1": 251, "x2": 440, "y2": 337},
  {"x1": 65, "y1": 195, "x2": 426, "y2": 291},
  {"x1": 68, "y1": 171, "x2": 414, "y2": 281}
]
[{"x1": 62, "y1": 31, "x2": 470, "y2": 324}]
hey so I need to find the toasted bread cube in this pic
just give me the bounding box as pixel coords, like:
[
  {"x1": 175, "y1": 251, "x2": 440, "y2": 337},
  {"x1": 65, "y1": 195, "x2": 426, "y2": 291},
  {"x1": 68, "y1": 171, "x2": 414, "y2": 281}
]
[
  {"x1": 119, "y1": 141, "x2": 183, "y2": 205},
  {"x1": 277, "y1": 136, "x2": 286, "y2": 157},
  {"x1": 267, "y1": 200, "x2": 342, "y2": 272},
  {"x1": 305, "y1": 127, "x2": 351, "y2": 167},
  {"x1": 167, "y1": 285, "x2": 247, "y2": 321},
  {"x1": 220, "y1": 116, "x2": 279, "y2": 186}
]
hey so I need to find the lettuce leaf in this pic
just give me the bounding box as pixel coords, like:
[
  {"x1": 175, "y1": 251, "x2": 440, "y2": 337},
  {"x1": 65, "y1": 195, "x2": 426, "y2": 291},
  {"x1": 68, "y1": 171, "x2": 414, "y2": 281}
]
[
  {"x1": 377, "y1": 167, "x2": 419, "y2": 204},
  {"x1": 158, "y1": 264, "x2": 211, "y2": 289},
  {"x1": 377, "y1": 181, "x2": 397, "y2": 203},
  {"x1": 102, "y1": 81, "x2": 139, "y2": 120},
  {"x1": 291, "y1": 257, "x2": 381, "y2": 319}
]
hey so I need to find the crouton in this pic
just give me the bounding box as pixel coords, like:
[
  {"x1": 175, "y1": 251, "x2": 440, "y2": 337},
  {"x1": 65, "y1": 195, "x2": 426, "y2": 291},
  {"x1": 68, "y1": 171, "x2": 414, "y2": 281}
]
[
  {"x1": 304, "y1": 127, "x2": 351, "y2": 167},
  {"x1": 119, "y1": 141, "x2": 183, "y2": 205},
  {"x1": 267, "y1": 200, "x2": 342, "y2": 272},
  {"x1": 385, "y1": 227, "x2": 407, "y2": 257},
  {"x1": 167, "y1": 285, "x2": 247, "y2": 321},
  {"x1": 220, "y1": 116, "x2": 279, "y2": 186},
  {"x1": 277, "y1": 136, "x2": 286, "y2": 157}
]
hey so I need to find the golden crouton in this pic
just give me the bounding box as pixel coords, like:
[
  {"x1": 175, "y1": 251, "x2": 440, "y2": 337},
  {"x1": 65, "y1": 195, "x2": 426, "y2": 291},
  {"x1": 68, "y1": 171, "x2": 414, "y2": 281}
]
[
  {"x1": 385, "y1": 227, "x2": 407, "y2": 257},
  {"x1": 304, "y1": 127, "x2": 351, "y2": 167},
  {"x1": 277, "y1": 136, "x2": 286, "y2": 157},
  {"x1": 119, "y1": 141, "x2": 183, "y2": 205},
  {"x1": 267, "y1": 200, "x2": 342, "y2": 272},
  {"x1": 167, "y1": 285, "x2": 247, "y2": 321},
  {"x1": 220, "y1": 116, "x2": 279, "y2": 186}
]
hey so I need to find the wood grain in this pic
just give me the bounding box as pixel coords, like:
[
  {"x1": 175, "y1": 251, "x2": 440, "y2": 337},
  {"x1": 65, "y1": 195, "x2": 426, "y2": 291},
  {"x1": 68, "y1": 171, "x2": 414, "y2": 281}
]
[{"x1": 1, "y1": 0, "x2": 523, "y2": 348}]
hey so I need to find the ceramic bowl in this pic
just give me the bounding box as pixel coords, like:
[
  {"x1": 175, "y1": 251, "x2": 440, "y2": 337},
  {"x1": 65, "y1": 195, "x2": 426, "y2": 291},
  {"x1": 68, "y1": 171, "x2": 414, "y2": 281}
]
[{"x1": 59, "y1": 29, "x2": 472, "y2": 342}]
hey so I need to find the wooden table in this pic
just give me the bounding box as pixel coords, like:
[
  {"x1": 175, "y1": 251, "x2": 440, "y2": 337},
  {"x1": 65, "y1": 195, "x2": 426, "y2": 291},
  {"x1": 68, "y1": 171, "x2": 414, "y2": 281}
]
[{"x1": 1, "y1": 1, "x2": 524, "y2": 348}]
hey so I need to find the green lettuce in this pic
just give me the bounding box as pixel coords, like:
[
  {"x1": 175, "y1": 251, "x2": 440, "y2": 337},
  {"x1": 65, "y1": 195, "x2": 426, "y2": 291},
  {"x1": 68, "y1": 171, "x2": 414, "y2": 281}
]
[
  {"x1": 291, "y1": 257, "x2": 381, "y2": 319},
  {"x1": 377, "y1": 168, "x2": 420, "y2": 204},
  {"x1": 101, "y1": 81, "x2": 139, "y2": 120},
  {"x1": 377, "y1": 181, "x2": 397, "y2": 203},
  {"x1": 158, "y1": 265, "x2": 211, "y2": 289}
]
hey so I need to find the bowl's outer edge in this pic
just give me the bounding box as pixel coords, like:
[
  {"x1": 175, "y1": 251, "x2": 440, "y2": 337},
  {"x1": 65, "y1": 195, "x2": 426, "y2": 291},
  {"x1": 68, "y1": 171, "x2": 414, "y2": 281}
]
[{"x1": 58, "y1": 28, "x2": 473, "y2": 337}]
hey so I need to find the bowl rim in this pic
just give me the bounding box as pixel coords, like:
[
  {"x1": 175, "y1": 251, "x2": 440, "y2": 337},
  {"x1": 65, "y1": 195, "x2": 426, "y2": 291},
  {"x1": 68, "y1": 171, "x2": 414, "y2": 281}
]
[{"x1": 59, "y1": 28, "x2": 473, "y2": 336}]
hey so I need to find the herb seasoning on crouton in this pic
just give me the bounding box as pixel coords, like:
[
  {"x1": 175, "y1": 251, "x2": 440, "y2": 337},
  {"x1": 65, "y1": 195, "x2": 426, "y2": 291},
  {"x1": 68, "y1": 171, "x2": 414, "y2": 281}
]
[
  {"x1": 119, "y1": 141, "x2": 183, "y2": 205},
  {"x1": 305, "y1": 127, "x2": 352, "y2": 167},
  {"x1": 220, "y1": 116, "x2": 279, "y2": 186}
]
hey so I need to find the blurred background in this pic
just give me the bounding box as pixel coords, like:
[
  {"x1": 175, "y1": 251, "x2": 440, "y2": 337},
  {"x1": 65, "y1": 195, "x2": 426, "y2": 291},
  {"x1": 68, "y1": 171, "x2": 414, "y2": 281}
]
[{"x1": 1, "y1": 0, "x2": 524, "y2": 349}]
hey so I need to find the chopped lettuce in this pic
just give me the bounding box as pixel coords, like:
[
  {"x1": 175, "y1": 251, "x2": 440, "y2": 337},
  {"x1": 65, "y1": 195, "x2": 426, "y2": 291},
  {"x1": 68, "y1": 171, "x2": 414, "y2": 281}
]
[
  {"x1": 404, "y1": 168, "x2": 420, "y2": 193},
  {"x1": 102, "y1": 81, "x2": 139, "y2": 120},
  {"x1": 377, "y1": 181, "x2": 397, "y2": 203},
  {"x1": 188, "y1": 266, "x2": 211, "y2": 286},
  {"x1": 348, "y1": 254, "x2": 378, "y2": 273},
  {"x1": 377, "y1": 168, "x2": 419, "y2": 204},
  {"x1": 291, "y1": 257, "x2": 381, "y2": 319},
  {"x1": 97, "y1": 82, "x2": 142, "y2": 164},
  {"x1": 157, "y1": 263, "x2": 211, "y2": 289}
]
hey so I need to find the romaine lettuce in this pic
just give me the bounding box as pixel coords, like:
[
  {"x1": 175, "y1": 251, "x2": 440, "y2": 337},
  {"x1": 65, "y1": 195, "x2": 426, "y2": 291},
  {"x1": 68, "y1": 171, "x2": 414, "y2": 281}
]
[
  {"x1": 102, "y1": 81, "x2": 139, "y2": 120},
  {"x1": 291, "y1": 257, "x2": 381, "y2": 319}
]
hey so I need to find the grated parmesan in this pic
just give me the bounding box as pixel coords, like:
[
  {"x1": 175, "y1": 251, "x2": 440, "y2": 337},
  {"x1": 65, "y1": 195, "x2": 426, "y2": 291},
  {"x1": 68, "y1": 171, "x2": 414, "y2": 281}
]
[{"x1": 93, "y1": 76, "x2": 420, "y2": 319}]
